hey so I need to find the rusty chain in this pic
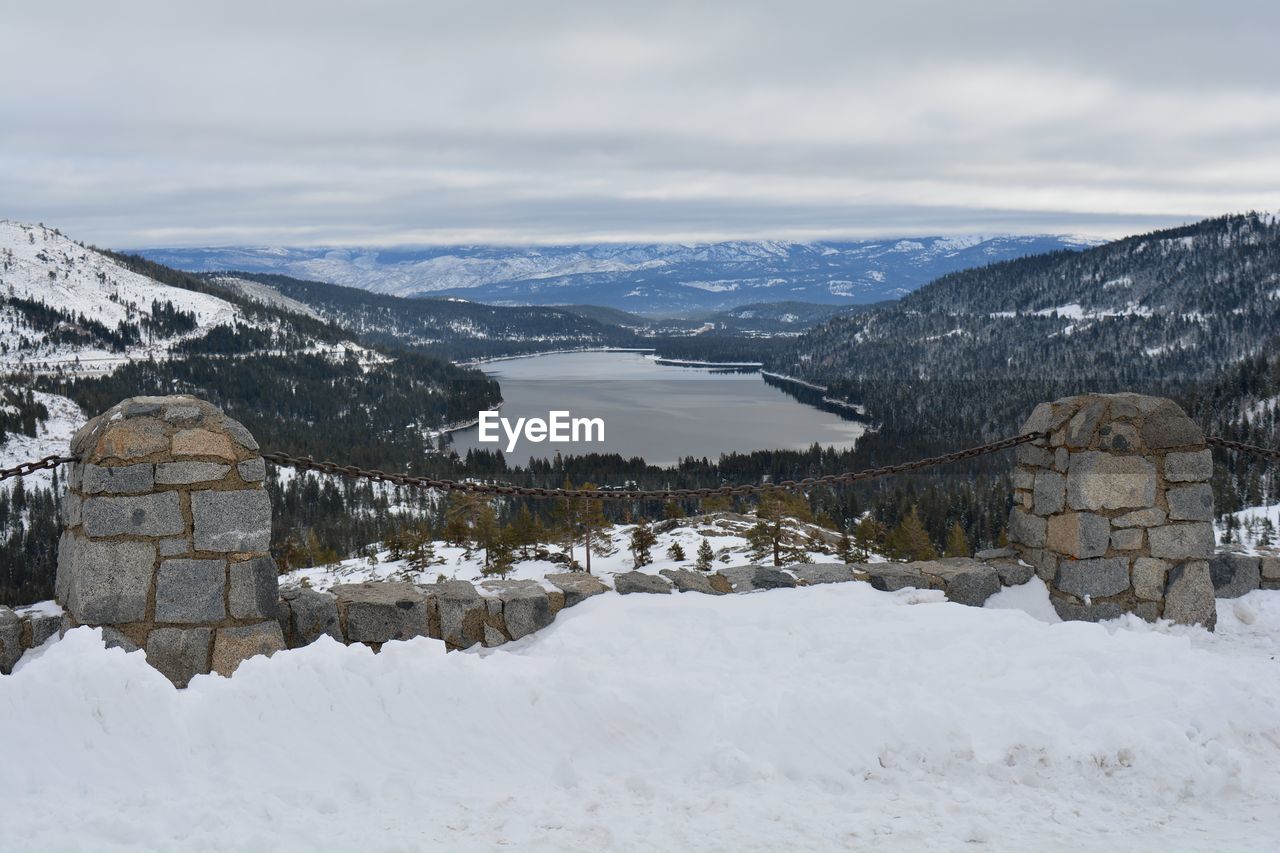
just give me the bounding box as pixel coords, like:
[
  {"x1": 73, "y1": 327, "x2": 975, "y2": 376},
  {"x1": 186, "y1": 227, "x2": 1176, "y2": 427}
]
[
  {"x1": 259, "y1": 431, "x2": 1048, "y2": 501},
  {"x1": 4, "y1": 432, "x2": 1274, "y2": 495},
  {"x1": 1205, "y1": 435, "x2": 1280, "y2": 463},
  {"x1": 0, "y1": 454, "x2": 77, "y2": 483}
]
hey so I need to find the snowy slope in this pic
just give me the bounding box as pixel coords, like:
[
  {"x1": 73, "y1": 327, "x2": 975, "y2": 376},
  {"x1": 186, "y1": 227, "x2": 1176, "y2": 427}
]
[
  {"x1": 0, "y1": 390, "x2": 84, "y2": 493},
  {"x1": 0, "y1": 220, "x2": 242, "y2": 374},
  {"x1": 2, "y1": 583, "x2": 1278, "y2": 850}
]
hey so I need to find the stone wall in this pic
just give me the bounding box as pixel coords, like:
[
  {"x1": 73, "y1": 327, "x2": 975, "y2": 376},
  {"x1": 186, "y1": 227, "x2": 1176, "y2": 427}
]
[
  {"x1": 1007, "y1": 393, "x2": 1217, "y2": 628},
  {"x1": 55, "y1": 395, "x2": 283, "y2": 686}
]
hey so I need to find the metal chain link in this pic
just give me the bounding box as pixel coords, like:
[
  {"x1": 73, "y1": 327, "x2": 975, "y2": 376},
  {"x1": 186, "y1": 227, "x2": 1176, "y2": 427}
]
[
  {"x1": 1206, "y1": 435, "x2": 1280, "y2": 463},
  {"x1": 7, "y1": 431, "x2": 1269, "y2": 495},
  {"x1": 260, "y1": 431, "x2": 1048, "y2": 501},
  {"x1": 0, "y1": 454, "x2": 77, "y2": 483}
]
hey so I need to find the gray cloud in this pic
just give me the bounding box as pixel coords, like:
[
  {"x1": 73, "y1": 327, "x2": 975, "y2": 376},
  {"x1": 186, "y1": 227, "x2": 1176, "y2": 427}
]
[{"x1": 2, "y1": 0, "x2": 1277, "y2": 247}]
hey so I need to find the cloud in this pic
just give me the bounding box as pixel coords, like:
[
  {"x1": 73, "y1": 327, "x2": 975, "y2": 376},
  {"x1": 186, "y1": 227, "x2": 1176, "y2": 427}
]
[{"x1": 2, "y1": 0, "x2": 1277, "y2": 247}]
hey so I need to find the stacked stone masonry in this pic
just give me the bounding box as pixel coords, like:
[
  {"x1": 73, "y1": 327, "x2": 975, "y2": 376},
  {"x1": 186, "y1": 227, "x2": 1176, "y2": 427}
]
[
  {"x1": 1007, "y1": 393, "x2": 1219, "y2": 628},
  {"x1": 54, "y1": 395, "x2": 283, "y2": 686}
]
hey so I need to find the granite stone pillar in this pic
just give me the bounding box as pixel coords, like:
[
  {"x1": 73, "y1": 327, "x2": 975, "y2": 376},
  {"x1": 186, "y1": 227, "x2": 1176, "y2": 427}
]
[
  {"x1": 1007, "y1": 393, "x2": 1217, "y2": 629},
  {"x1": 57, "y1": 395, "x2": 284, "y2": 685}
]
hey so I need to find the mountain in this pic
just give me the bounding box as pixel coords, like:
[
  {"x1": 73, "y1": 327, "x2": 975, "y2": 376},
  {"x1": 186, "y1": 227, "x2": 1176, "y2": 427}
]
[
  {"x1": 134, "y1": 235, "x2": 1100, "y2": 314},
  {"x1": 217, "y1": 272, "x2": 641, "y2": 361},
  {"x1": 779, "y1": 213, "x2": 1280, "y2": 389}
]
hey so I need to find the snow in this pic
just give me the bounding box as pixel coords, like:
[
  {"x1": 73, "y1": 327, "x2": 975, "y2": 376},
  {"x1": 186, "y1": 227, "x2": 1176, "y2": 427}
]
[
  {"x1": 1217, "y1": 502, "x2": 1280, "y2": 553},
  {"x1": 0, "y1": 221, "x2": 243, "y2": 375},
  {"x1": 3, "y1": 582, "x2": 1280, "y2": 850},
  {"x1": 0, "y1": 390, "x2": 85, "y2": 492}
]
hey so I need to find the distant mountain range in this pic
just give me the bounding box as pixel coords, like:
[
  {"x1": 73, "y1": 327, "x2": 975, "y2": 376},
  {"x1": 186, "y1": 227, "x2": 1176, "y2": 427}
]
[{"x1": 134, "y1": 235, "x2": 1100, "y2": 314}]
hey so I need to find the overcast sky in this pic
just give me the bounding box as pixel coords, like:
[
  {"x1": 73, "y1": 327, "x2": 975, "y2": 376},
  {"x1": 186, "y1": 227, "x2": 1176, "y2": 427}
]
[{"x1": 3, "y1": 0, "x2": 1277, "y2": 247}]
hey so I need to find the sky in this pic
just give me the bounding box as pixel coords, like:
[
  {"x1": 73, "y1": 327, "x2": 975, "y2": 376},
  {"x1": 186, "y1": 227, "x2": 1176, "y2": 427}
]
[{"x1": 2, "y1": 0, "x2": 1278, "y2": 248}]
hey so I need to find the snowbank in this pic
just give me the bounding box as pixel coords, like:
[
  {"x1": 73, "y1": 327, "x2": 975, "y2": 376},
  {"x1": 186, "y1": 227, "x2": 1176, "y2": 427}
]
[{"x1": 3, "y1": 583, "x2": 1280, "y2": 851}]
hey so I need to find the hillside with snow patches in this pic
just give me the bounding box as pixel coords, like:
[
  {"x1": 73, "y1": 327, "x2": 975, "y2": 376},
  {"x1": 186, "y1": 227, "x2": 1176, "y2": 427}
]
[
  {"x1": 0, "y1": 221, "x2": 244, "y2": 375},
  {"x1": 136, "y1": 234, "x2": 1100, "y2": 313}
]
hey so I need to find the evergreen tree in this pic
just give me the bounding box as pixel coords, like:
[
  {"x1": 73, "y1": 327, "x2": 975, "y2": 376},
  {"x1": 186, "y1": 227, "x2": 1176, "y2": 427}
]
[
  {"x1": 746, "y1": 490, "x2": 812, "y2": 566},
  {"x1": 667, "y1": 542, "x2": 686, "y2": 561},
  {"x1": 884, "y1": 506, "x2": 938, "y2": 561},
  {"x1": 629, "y1": 521, "x2": 657, "y2": 568},
  {"x1": 837, "y1": 528, "x2": 856, "y2": 563},
  {"x1": 695, "y1": 538, "x2": 715, "y2": 571},
  {"x1": 944, "y1": 521, "x2": 971, "y2": 557}
]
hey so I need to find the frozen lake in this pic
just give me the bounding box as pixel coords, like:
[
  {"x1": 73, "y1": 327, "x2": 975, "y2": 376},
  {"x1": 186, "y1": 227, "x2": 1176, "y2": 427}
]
[{"x1": 448, "y1": 350, "x2": 865, "y2": 467}]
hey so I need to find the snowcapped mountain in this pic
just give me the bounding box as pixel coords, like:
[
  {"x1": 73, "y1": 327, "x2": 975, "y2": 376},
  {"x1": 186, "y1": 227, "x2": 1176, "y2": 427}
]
[
  {"x1": 1, "y1": 221, "x2": 244, "y2": 375},
  {"x1": 135, "y1": 234, "x2": 1100, "y2": 314}
]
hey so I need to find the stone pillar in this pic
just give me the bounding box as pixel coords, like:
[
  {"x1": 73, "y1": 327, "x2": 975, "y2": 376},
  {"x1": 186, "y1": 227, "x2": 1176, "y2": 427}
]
[
  {"x1": 1007, "y1": 393, "x2": 1217, "y2": 629},
  {"x1": 58, "y1": 395, "x2": 284, "y2": 686}
]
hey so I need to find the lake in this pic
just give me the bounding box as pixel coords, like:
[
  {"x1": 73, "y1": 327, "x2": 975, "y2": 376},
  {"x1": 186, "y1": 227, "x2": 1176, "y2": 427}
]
[{"x1": 447, "y1": 351, "x2": 865, "y2": 467}]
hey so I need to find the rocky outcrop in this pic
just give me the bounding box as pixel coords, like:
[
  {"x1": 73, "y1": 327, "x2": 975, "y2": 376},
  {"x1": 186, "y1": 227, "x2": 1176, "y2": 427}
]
[
  {"x1": 660, "y1": 568, "x2": 730, "y2": 595},
  {"x1": 614, "y1": 571, "x2": 673, "y2": 595},
  {"x1": 545, "y1": 573, "x2": 609, "y2": 608},
  {"x1": 717, "y1": 565, "x2": 797, "y2": 592}
]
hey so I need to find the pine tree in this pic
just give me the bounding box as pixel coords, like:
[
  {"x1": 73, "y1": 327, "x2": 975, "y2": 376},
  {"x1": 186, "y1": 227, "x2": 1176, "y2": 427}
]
[
  {"x1": 700, "y1": 494, "x2": 733, "y2": 514},
  {"x1": 667, "y1": 542, "x2": 686, "y2": 561},
  {"x1": 695, "y1": 538, "x2": 715, "y2": 571},
  {"x1": 507, "y1": 504, "x2": 542, "y2": 559},
  {"x1": 630, "y1": 521, "x2": 657, "y2": 568},
  {"x1": 852, "y1": 515, "x2": 883, "y2": 560},
  {"x1": 836, "y1": 528, "x2": 856, "y2": 563},
  {"x1": 746, "y1": 490, "x2": 812, "y2": 566},
  {"x1": 579, "y1": 482, "x2": 614, "y2": 574},
  {"x1": 944, "y1": 521, "x2": 970, "y2": 557},
  {"x1": 663, "y1": 499, "x2": 684, "y2": 519},
  {"x1": 884, "y1": 506, "x2": 938, "y2": 562}
]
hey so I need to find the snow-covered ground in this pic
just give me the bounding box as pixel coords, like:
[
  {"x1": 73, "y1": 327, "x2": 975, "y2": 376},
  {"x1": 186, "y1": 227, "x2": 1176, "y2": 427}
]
[
  {"x1": 0, "y1": 389, "x2": 85, "y2": 492},
  {"x1": 2, "y1": 580, "x2": 1279, "y2": 851},
  {"x1": 1216, "y1": 503, "x2": 1280, "y2": 555},
  {"x1": 281, "y1": 513, "x2": 864, "y2": 592}
]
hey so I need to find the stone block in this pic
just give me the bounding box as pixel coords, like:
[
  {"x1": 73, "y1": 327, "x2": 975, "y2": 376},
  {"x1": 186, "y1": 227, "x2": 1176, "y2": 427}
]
[
  {"x1": 1110, "y1": 528, "x2": 1143, "y2": 551},
  {"x1": 1209, "y1": 553, "x2": 1261, "y2": 599},
  {"x1": 1015, "y1": 443, "x2": 1054, "y2": 468},
  {"x1": 661, "y1": 567, "x2": 731, "y2": 593},
  {"x1": 1020, "y1": 402, "x2": 1053, "y2": 435},
  {"x1": 0, "y1": 608, "x2": 21, "y2": 675},
  {"x1": 172, "y1": 428, "x2": 237, "y2": 460},
  {"x1": 81, "y1": 463, "x2": 154, "y2": 495},
  {"x1": 1163, "y1": 561, "x2": 1216, "y2": 629},
  {"x1": 192, "y1": 489, "x2": 271, "y2": 552},
  {"x1": 716, "y1": 565, "x2": 798, "y2": 592},
  {"x1": 975, "y1": 547, "x2": 1016, "y2": 561},
  {"x1": 1013, "y1": 468, "x2": 1035, "y2": 490},
  {"x1": 1166, "y1": 484, "x2": 1214, "y2": 522},
  {"x1": 332, "y1": 582, "x2": 431, "y2": 644},
  {"x1": 862, "y1": 563, "x2": 932, "y2": 592},
  {"x1": 1139, "y1": 403, "x2": 1204, "y2": 449},
  {"x1": 545, "y1": 572, "x2": 608, "y2": 608},
  {"x1": 146, "y1": 627, "x2": 213, "y2": 687},
  {"x1": 62, "y1": 492, "x2": 82, "y2": 527},
  {"x1": 1046, "y1": 512, "x2": 1110, "y2": 559},
  {"x1": 155, "y1": 559, "x2": 227, "y2": 623},
  {"x1": 985, "y1": 558, "x2": 1035, "y2": 587},
  {"x1": 1066, "y1": 452, "x2": 1156, "y2": 511},
  {"x1": 1051, "y1": 597, "x2": 1125, "y2": 623},
  {"x1": 154, "y1": 461, "x2": 231, "y2": 485},
  {"x1": 1007, "y1": 508, "x2": 1046, "y2": 548},
  {"x1": 433, "y1": 580, "x2": 486, "y2": 649},
  {"x1": 1164, "y1": 450, "x2": 1213, "y2": 483},
  {"x1": 1032, "y1": 470, "x2": 1066, "y2": 515},
  {"x1": 96, "y1": 417, "x2": 169, "y2": 460},
  {"x1": 788, "y1": 563, "x2": 856, "y2": 586},
  {"x1": 25, "y1": 612, "x2": 62, "y2": 648},
  {"x1": 237, "y1": 458, "x2": 267, "y2": 482},
  {"x1": 1148, "y1": 523, "x2": 1215, "y2": 560},
  {"x1": 1262, "y1": 556, "x2": 1280, "y2": 581},
  {"x1": 924, "y1": 561, "x2": 1001, "y2": 606},
  {"x1": 1112, "y1": 507, "x2": 1167, "y2": 528},
  {"x1": 211, "y1": 622, "x2": 285, "y2": 677},
  {"x1": 82, "y1": 492, "x2": 184, "y2": 538},
  {"x1": 159, "y1": 537, "x2": 189, "y2": 556},
  {"x1": 221, "y1": 417, "x2": 260, "y2": 451},
  {"x1": 1054, "y1": 557, "x2": 1130, "y2": 599},
  {"x1": 101, "y1": 626, "x2": 141, "y2": 653},
  {"x1": 1065, "y1": 400, "x2": 1106, "y2": 448},
  {"x1": 1131, "y1": 557, "x2": 1168, "y2": 600},
  {"x1": 63, "y1": 538, "x2": 156, "y2": 624},
  {"x1": 1054, "y1": 447, "x2": 1069, "y2": 472},
  {"x1": 479, "y1": 579, "x2": 554, "y2": 639},
  {"x1": 1097, "y1": 422, "x2": 1139, "y2": 454},
  {"x1": 229, "y1": 557, "x2": 279, "y2": 620},
  {"x1": 614, "y1": 571, "x2": 673, "y2": 594},
  {"x1": 280, "y1": 588, "x2": 342, "y2": 647}
]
